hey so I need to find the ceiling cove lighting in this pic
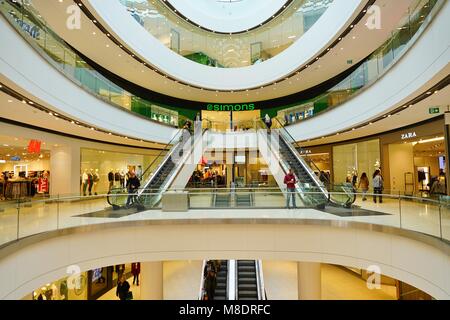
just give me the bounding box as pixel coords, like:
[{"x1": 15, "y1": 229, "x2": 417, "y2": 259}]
[
  {"x1": 0, "y1": 82, "x2": 157, "y2": 146},
  {"x1": 299, "y1": 78, "x2": 448, "y2": 144},
  {"x1": 72, "y1": 0, "x2": 376, "y2": 93}
]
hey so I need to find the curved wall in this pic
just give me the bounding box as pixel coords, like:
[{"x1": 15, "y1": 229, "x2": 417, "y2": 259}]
[
  {"x1": 0, "y1": 15, "x2": 178, "y2": 145},
  {"x1": 87, "y1": 0, "x2": 363, "y2": 90},
  {"x1": 0, "y1": 219, "x2": 448, "y2": 300},
  {"x1": 287, "y1": 0, "x2": 450, "y2": 141}
]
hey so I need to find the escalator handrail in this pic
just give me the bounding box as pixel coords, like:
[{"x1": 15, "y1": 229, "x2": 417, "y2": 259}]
[
  {"x1": 199, "y1": 260, "x2": 207, "y2": 300},
  {"x1": 272, "y1": 118, "x2": 332, "y2": 187},
  {"x1": 261, "y1": 128, "x2": 329, "y2": 205},
  {"x1": 255, "y1": 260, "x2": 266, "y2": 300},
  {"x1": 139, "y1": 129, "x2": 183, "y2": 193},
  {"x1": 271, "y1": 125, "x2": 329, "y2": 198},
  {"x1": 161, "y1": 127, "x2": 209, "y2": 193},
  {"x1": 228, "y1": 260, "x2": 237, "y2": 300}
]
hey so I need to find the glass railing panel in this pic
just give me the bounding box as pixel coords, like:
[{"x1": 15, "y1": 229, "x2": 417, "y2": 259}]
[
  {"x1": 399, "y1": 197, "x2": 442, "y2": 238},
  {"x1": 441, "y1": 203, "x2": 450, "y2": 241},
  {"x1": 0, "y1": 201, "x2": 19, "y2": 246},
  {"x1": 17, "y1": 198, "x2": 58, "y2": 238},
  {"x1": 0, "y1": 191, "x2": 448, "y2": 247}
]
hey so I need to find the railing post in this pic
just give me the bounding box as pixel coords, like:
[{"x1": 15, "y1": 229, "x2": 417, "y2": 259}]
[
  {"x1": 398, "y1": 195, "x2": 402, "y2": 229},
  {"x1": 57, "y1": 194, "x2": 60, "y2": 230},
  {"x1": 438, "y1": 204, "x2": 443, "y2": 239},
  {"x1": 16, "y1": 198, "x2": 20, "y2": 241}
]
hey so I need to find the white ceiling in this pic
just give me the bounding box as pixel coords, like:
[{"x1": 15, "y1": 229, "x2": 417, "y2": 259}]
[
  {"x1": 165, "y1": 0, "x2": 288, "y2": 33},
  {"x1": 31, "y1": 0, "x2": 415, "y2": 102}
]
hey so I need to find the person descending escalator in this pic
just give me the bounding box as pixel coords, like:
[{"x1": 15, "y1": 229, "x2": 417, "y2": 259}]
[{"x1": 205, "y1": 269, "x2": 217, "y2": 301}]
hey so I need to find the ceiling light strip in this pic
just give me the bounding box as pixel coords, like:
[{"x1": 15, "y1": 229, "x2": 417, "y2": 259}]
[
  {"x1": 0, "y1": 82, "x2": 166, "y2": 148},
  {"x1": 300, "y1": 74, "x2": 450, "y2": 143}
]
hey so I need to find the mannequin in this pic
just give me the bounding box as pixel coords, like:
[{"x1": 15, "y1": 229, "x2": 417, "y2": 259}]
[
  {"x1": 93, "y1": 169, "x2": 100, "y2": 195},
  {"x1": 120, "y1": 169, "x2": 125, "y2": 188},
  {"x1": 136, "y1": 165, "x2": 143, "y2": 180},
  {"x1": 82, "y1": 169, "x2": 89, "y2": 196},
  {"x1": 108, "y1": 169, "x2": 114, "y2": 191},
  {"x1": 88, "y1": 169, "x2": 94, "y2": 196},
  {"x1": 115, "y1": 169, "x2": 121, "y2": 188}
]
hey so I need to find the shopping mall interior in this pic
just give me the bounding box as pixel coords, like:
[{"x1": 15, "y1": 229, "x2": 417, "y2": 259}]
[{"x1": 0, "y1": 0, "x2": 449, "y2": 303}]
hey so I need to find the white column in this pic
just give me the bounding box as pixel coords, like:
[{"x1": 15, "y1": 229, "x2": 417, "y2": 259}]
[
  {"x1": 50, "y1": 145, "x2": 80, "y2": 196},
  {"x1": 297, "y1": 262, "x2": 322, "y2": 300},
  {"x1": 140, "y1": 262, "x2": 163, "y2": 300}
]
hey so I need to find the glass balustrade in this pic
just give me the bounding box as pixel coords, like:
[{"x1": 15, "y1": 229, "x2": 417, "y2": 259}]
[
  {"x1": 118, "y1": 0, "x2": 334, "y2": 68},
  {"x1": 0, "y1": 190, "x2": 448, "y2": 248},
  {"x1": 277, "y1": 0, "x2": 441, "y2": 126},
  {"x1": 0, "y1": 0, "x2": 185, "y2": 128}
]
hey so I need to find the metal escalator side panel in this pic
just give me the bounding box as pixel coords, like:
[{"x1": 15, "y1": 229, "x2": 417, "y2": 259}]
[
  {"x1": 168, "y1": 130, "x2": 209, "y2": 190},
  {"x1": 274, "y1": 130, "x2": 330, "y2": 204}
]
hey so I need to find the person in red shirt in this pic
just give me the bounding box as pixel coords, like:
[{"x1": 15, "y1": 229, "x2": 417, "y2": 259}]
[
  {"x1": 131, "y1": 262, "x2": 140, "y2": 286},
  {"x1": 284, "y1": 169, "x2": 297, "y2": 208}
]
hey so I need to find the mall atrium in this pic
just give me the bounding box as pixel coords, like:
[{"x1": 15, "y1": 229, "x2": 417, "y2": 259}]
[{"x1": 0, "y1": 0, "x2": 449, "y2": 302}]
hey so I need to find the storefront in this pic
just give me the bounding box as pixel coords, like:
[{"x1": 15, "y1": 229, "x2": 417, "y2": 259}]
[
  {"x1": 380, "y1": 119, "x2": 445, "y2": 196},
  {"x1": 201, "y1": 110, "x2": 261, "y2": 131},
  {"x1": 80, "y1": 148, "x2": 161, "y2": 195},
  {"x1": 298, "y1": 145, "x2": 332, "y2": 178},
  {"x1": 187, "y1": 150, "x2": 277, "y2": 188},
  {"x1": 0, "y1": 135, "x2": 51, "y2": 201},
  {"x1": 301, "y1": 117, "x2": 446, "y2": 196},
  {"x1": 333, "y1": 139, "x2": 381, "y2": 187}
]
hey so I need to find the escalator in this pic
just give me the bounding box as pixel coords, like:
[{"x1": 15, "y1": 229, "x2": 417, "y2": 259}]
[
  {"x1": 108, "y1": 128, "x2": 202, "y2": 208},
  {"x1": 235, "y1": 193, "x2": 253, "y2": 207},
  {"x1": 213, "y1": 193, "x2": 231, "y2": 208},
  {"x1": 275, "y1": 132, "x2": 329, "y2": 207},
  {"x1": 265, "y1": 119, "x2": 356, "y2": 208},
  {"x1": 214, "y1": 260, "x2": 228, "y2": 300},
  {"x1": 237, "y1": 260, "x2": 259, "y2": 300}
]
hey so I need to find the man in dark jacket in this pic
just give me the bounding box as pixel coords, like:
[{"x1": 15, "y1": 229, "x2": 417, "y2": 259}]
[
  {"x1": 116, "y1": 274, "x2": 131, "y2": 300},
  {"x1": 205, "y1": 270, "x2": 217, "y2": 300},
  {"x1": 126, "y1": 171, "x2": 141, "y2": 207}
]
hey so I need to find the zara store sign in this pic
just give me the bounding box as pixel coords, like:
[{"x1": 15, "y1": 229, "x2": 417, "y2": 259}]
[{"x1": 401, "y1": 132, "x2": 417, "y2": 140}]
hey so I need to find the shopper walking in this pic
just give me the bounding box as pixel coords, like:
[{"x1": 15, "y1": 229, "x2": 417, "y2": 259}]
[
  {"x1": 126, "y1": 171, "x2": 140, "y2": 207},
  {"x1": 284, "y1": 169, "x2": 297, "y2": 208},
  {"x1": 116, "y1": 274, "x2": 131, "y2": 300},
  {"x1": 358, "y1": 172, "x2": 369, "y2": 201},
  {"x1": 372, "y1": 170, "x2": 383, "y2": 203},
  {"x1": 131, "y1": 262, "x2": 140, "y2": 286},
  {"x1": 205, "y1": 270, "x2": 217, "y2": 301}
]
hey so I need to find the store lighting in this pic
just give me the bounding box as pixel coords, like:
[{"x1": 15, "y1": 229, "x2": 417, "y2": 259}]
[{"x1": 418, "y1": 137, "x2": 444, "y2": 144}]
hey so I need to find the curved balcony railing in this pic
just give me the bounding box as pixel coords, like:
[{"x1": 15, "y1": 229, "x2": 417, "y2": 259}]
[
  {"x1": 0, "y1": 190, "x2": 448, "y2": 250},
  {"x1": 118, "y1": 0, "x2": 333, "y2": 68},
  {"x1": 277, "y1": 0, "x2": 442, "y2": 127},
  {"x1": 0, "y1": 0, "x2": 187, "y2": 128}
]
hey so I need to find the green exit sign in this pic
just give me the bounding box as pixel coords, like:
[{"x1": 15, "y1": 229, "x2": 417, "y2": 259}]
[{"x1": 429, "y1": 107, "x2": 440, "y2": 114}]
